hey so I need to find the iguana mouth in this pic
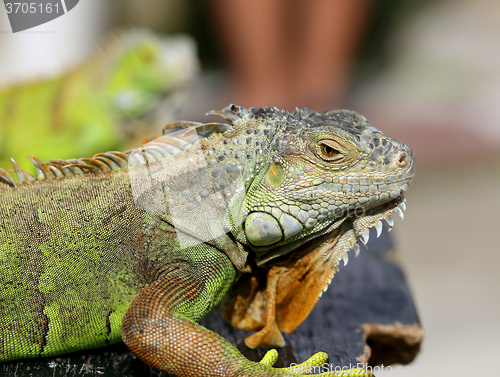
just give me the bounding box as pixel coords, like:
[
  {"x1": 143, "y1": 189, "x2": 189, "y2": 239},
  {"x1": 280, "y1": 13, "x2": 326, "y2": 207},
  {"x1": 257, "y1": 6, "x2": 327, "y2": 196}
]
[
  {"x1": 309, "y1": 195, "x2": 407, "y2": 303},
  {"x1": 345, "y1": 195, "x2": 407, "y2": 267}
]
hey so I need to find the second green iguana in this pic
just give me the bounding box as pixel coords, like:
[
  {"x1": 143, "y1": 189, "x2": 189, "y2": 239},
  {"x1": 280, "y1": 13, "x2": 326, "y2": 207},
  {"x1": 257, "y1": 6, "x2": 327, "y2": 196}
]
[
  {"x1": 0, "y1": 105, "x2": 414, "y2": 376},
  {"x1": 0, "y1": 29, "x2": 199, "y2": 172}
]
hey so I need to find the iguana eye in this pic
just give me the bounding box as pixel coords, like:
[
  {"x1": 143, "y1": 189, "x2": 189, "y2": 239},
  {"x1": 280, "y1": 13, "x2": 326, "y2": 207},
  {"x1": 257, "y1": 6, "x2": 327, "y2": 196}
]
[
  {"x1": 321, "y1": 145, "x2": 338, "y2": 156},
  {"x1": 316, "y1": 140, "x2": 343, "y2": 161}
]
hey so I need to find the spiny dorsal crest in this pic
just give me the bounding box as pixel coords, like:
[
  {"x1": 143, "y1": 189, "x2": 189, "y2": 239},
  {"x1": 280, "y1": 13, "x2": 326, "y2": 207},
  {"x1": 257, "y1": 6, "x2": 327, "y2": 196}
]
[{"x1": 0, "y1": 152, "x2": 129, "y2": 188}]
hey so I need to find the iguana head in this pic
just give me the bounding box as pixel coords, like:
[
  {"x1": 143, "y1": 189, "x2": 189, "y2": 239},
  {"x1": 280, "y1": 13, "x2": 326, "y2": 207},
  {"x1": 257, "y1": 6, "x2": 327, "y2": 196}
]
[
  {"x1": 198, "y1": 105, "x2": 414, "y2": 265},
  {"x1": 244, "y1": 108, "x2": 411, "y2": 243},
  {"x1": 98, "y1": 30, "x2": 199, "y2": 119}
]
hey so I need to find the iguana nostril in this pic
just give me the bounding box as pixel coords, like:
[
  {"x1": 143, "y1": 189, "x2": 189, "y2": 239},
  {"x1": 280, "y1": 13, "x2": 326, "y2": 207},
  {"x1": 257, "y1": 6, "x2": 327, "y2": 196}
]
[{"x1": 396, "y1": 152, "x2": 409, "y2": 167}]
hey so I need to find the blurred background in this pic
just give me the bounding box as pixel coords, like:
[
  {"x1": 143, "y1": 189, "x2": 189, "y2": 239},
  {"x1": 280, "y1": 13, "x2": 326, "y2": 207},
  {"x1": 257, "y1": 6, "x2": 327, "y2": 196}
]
[{"x1": 1, "y1": 0, "x2": 499, "y2": 375}]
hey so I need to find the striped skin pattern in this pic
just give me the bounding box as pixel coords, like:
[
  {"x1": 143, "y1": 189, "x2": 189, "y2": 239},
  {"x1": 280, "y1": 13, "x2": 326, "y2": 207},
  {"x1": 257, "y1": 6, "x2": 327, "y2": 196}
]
[
  {"x1": 0, "y1": 105, "x2": 414, "y2": 376},
  {"x1": 0, "y1": 30, "x2": 198, "y2": 172}
]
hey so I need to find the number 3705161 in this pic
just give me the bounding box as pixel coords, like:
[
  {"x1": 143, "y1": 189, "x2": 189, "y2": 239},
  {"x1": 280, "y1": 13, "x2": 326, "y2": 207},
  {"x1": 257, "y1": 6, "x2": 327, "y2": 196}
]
[{"x1": 5, "y1": 2, "x2": 61, "y2": 14}]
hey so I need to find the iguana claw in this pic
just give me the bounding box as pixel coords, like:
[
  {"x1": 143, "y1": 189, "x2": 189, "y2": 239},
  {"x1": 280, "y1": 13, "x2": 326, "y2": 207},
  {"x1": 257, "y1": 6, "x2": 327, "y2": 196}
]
[
  {"x1": 259, "y1": 349, "x2": 372, "y2": 376},
  {"x1": 259, "y1": 349, "x2": 279, "y2": 367}
]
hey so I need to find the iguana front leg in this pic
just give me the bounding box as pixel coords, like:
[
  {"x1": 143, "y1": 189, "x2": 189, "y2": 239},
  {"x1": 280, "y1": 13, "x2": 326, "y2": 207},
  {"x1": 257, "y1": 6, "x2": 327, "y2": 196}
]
[
  {"x1": 120, "y1": 249, "x2": 368, "y2": 376},
  {"x1": 244, "y1": 266, "x2": 286, "y2": 349},
  {"x1": 121, "y1": 254, "x2": 247, "y2": 376}
]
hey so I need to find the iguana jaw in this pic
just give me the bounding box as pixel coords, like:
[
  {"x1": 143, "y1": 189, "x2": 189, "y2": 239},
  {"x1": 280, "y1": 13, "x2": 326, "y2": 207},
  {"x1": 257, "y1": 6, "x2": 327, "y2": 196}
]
[
  {"x1": 253, "y1": 193, "x2": 407, "y2": 267},
  {"x1": 222, "y1": 196, "x2": 408, "y2": 338}
]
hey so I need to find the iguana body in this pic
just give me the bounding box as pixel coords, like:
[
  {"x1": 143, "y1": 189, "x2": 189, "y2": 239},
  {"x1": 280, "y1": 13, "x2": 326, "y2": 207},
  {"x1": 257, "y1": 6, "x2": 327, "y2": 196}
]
[
  {"x1": 0, "y1": 105, "x2": 414, "y2": 376},
  {"x1": 0, "y1": 30, "x2": 198, "y2": 172}
]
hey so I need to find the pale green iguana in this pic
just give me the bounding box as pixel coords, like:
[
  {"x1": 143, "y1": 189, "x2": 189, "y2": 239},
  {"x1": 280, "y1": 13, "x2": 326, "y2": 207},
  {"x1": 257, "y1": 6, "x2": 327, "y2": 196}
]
[
  {"x1": 0, "y1": 105, "x2": 414, "y2": 376},
  {"x1": 0, "y1": 29, "x2": 199, "y2": 172}
]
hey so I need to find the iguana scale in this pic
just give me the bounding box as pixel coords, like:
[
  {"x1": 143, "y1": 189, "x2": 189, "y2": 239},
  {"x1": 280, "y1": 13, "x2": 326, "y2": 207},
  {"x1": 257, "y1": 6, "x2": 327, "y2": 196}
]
[
  {"x1": 0, "y1": 29, "x2": 199, "y2": 172},
  {"x1": 0, "y1": 105, "x2": 414, "y2": 376}
]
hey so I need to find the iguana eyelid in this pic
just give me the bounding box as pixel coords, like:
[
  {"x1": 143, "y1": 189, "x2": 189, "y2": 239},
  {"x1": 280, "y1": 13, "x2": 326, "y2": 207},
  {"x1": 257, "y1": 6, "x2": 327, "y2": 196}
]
[{"x1": 315, "y1": 139, "x2": 345, "y2": 161}]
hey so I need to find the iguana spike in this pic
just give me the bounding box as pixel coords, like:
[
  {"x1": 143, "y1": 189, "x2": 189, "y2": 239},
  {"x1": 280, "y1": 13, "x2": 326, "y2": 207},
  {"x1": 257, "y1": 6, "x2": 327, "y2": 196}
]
[
  {"x1": 135, "y1": 143, "x2": 180, "y2": 160},
  {"x1": 162, "y1": 121, "x2": 204, "y2": 135},
  {"x1": 204, "y1": 109, "x2": 225, "y2": 118},
  {"x1": 48, "y1": 160, "x2": 75, "y2": 177},
  {"x1": 141, "y1": 136, "x2": 161, "y2": 144},
  {"x1": 65, "y1": 165, "x2": 85, "y2": 177},
  {"x1": 154, "y1": 143, "x2": 181, "y2": 156},
  {"x1": 161, "y1": 136, "x2": 191, "y2": 151},
  {"x1": 73, "y1": 163, "x2": 100, "y2": 173},
  {"x1": 81, "y1": 158, "x2": 111, "y2": 173},
  {"x1": 101, "y1": 152, "x2": 129, "y2": 167},
  {"x1": 399, "y1": 201, "x2": 406, "y2": 211},
  {"x1": 142, "y1": 144, "x2": 170, "y2": 158},
  {"x1": 94, "y1": 156, "x2": 120, "y2": 171},
  {"x1": 375, "y1": 221, "x2": 383, "y2": 238},
  {"x1": 28, "y1": 156, "x2": 55, "y2": 181},
  {"x1": 62, "y1": 159, "x2": 100, "y2": 174},
  {"x1": 302, "y1": 108, "x2": 315, "y2": 118},
  {"x1": 194, "y1": 123, "x2": 230, "y2": 134},
  {"x1": 175, "y1": 128, "x2": 200, "y2": 144},
  {"x1": 10, "y1": 158, "x2": 26, "y2": 185},
  {"x1": 386, "y1": 214, "x2": 394, "y2": 227},
  {"x1": 24, "y1": 170, "x2": 36, "y2": 183},
  {"x1": 128, "y1": 152, "x2": 146, "y2": 166},
  {"x1": 164, "y1": 121, "x2": 230, "y2": 141},
  {"x1": 145, "y1": 150, "x2": 161, "y2": 163},
  {"x1": 206, "y1": 104, "x2": 249, "y2": 123},
  {"x1": 0, "y1": 168, "x2": 16, "y2": 187},
  {"x1": 29, "y1": 157, "x2": 45, "y2": 181},
  {"x1": 394, "y1": 206, "x2": 404, "y2": 220},
  {"x1": 131, "y1": 141, "x2": 181, "y2": 166},
  {"x1": 0, "y1": 175, "x2": 15, "y2": 187},
  {"x1": 361, "y1": 228, "x2": 370, "y2": 245},
  {"x1": 46, "y1": 164, "x2": 65, "y2": 179},
  {"x1": 354, "y1": 243, "x2": 361, "y2": 257}
]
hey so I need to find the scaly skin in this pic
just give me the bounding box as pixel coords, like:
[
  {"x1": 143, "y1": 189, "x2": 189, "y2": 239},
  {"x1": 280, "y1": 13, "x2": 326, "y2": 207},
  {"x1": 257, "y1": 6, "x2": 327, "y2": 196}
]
[
  {"x1": 0, "y1": 30, "x2": 198, "y2": 172},
  {"x1": 0, "y1": 105, "x2": 414, "y2": 376}
]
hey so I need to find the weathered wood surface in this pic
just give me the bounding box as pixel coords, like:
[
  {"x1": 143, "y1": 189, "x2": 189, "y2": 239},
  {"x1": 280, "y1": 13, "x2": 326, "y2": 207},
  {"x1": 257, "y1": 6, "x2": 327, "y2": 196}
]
[{"x1": 0, "y1": 228, "x2": 422, "y2": 376}]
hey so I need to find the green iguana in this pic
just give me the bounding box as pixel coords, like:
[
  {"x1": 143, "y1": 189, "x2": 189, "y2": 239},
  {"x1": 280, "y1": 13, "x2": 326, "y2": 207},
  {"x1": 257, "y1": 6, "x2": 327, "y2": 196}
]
[
  {"x1": 0, "y1": 105, "x2": 414, "y2": 376},
  {"x1": 0, "y1": 29, "x2": 199, "y2": 172}
]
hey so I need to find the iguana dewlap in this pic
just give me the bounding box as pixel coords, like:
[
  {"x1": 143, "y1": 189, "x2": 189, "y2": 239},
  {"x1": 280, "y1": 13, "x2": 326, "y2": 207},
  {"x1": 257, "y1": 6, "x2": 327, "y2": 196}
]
[{"x1": 0, "y1": 105, "x2": 414, "y2": 376}]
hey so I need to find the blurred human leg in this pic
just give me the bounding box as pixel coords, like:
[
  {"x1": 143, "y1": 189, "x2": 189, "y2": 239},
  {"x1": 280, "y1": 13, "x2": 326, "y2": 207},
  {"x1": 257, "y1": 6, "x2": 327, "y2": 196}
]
[
  {"x1": 292, "y1": 0, "x2": 372, "y2": 111},
  {"x1": 211, "y1": 0, "x2": 291, "y2": 109},
  {"x1": 211, "y1": 0, "x2": 372, "y2": 111}
]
